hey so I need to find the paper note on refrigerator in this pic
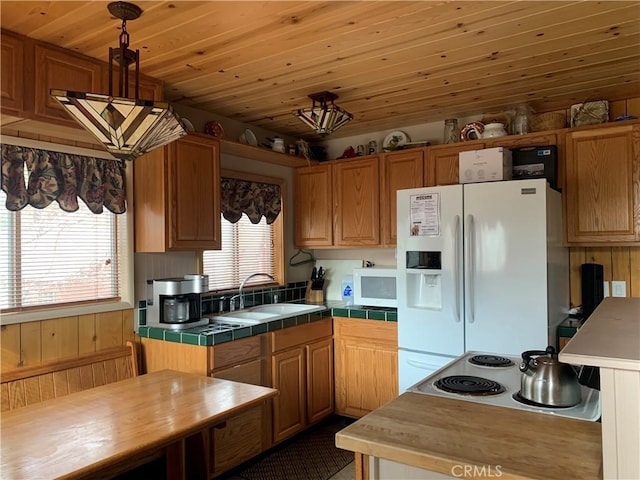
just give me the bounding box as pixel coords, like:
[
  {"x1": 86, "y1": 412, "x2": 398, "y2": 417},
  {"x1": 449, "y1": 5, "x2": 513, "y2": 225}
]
[{"x1": 409, "y1": 193, "x2": 440, "y2": 236}]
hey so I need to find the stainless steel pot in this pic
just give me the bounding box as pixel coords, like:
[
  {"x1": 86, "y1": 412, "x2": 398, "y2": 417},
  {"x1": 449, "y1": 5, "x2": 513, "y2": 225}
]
[
  {"x1": 163, "y1": 297, "x2": 190, "y2": 323},
  {"x1": 519, "y1": 346, "x2": 582, "y2": 407}
]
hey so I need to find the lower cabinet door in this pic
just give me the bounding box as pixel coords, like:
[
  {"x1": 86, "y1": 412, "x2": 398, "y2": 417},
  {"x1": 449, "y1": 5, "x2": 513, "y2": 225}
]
[
  {"x1": 272, "y1": 347, "x2": 306, "y2": 443},
  {"x1": 211, "y1": 403, "x2": 264, "y2": 477},
  {"x1": 306, "y1": 338, "x2": 334, "y2": 424}
]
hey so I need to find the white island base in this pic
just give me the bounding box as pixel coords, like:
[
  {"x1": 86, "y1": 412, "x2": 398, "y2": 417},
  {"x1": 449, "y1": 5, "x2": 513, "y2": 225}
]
[{"x1": 560, "y1": 297, "x2": 640, "y2": 480}]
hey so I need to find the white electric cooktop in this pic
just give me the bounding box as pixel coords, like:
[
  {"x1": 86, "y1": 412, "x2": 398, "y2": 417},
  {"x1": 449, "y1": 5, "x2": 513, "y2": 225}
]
[{"x1": 408, "y1": 351, "x2": 601, "y2": 422}]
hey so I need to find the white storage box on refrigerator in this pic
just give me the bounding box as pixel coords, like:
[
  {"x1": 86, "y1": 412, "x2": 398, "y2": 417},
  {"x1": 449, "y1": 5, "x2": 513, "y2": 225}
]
[{"x1": 459, "y1": 146, "x2": 512, "y2": 184}]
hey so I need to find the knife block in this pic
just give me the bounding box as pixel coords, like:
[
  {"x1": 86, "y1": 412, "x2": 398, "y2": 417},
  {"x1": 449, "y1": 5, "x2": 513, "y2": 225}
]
[{"x1": 305, "y1": 281, "x2": 324, "y2": 305}]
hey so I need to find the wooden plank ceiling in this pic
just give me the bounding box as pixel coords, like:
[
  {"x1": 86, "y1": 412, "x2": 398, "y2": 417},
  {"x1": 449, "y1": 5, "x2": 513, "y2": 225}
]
[{"x1": 2, "y1": 1, "x2": 639, "y2": 140}]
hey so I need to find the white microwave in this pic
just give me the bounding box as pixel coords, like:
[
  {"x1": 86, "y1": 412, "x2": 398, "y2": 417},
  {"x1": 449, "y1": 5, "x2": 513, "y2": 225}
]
[{"x1": 353, "y1": 267, "x2": 398, "y2": 308}]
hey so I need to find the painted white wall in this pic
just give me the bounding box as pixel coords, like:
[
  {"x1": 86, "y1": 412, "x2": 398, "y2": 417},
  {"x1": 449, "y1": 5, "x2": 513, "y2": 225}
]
[
  {"x1": 314, "y1": 248, "x2": 397, "y2": 300},
  {"x1": 322, "y1": 114, "x2": 482, "y2": 160}
]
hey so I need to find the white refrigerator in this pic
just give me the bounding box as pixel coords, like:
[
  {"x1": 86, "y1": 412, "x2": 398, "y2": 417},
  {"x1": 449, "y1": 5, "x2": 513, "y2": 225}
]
[{"x1": 397, "y1": 179, "x2": 568, "y2": 391}]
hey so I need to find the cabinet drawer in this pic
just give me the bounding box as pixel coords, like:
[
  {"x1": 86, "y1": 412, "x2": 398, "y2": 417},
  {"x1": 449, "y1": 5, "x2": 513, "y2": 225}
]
[
  {"x1": 271, "y1": 318, "x2": 332, "y2": 352},
  {"x1": 211, "y1": 335, "x2": 262, "y2": 370},
  {"x1": 210, "y1": 403, "x2": 265, "y2": 476},
  {"x1": 213, "y1": 358, "x2": 264, "y2": 386},
  {"x1": 334, "y1": 317, "x2": 397, "y2": 346}
]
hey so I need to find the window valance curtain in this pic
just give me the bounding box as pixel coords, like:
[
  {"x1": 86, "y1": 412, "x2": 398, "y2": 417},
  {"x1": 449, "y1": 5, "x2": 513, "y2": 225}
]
[
  {"x1": 221, "y1": 177, "x2": 281, "y2": 224},
  {"x1": 1, "y1": 143, "x2": 126, "y2": 214}
]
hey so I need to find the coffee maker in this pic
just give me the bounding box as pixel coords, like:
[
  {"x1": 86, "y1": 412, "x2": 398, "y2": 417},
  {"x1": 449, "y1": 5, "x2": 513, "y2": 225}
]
[{"x1": 147, "y1": 274, "x2": 210, "y2": 330}]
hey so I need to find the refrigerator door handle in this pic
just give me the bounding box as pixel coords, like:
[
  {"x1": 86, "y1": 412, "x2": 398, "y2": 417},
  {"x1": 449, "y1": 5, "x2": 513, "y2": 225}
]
[
  {"x1": 466, "y1": 214, "x2": 475, "y2": 323},
  {"x1": 454, "y1": 215, "x2": 461, "y2": 323},
  {"x1": 407, "y1": 359, "x2": 442, "y2": 370}
]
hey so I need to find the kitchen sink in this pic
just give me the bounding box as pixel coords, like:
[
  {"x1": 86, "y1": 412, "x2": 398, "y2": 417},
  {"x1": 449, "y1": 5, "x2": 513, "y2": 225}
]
[
  {"x1": 247, "y1": 304, "x2": 325, "y2": 315},
  {"x1": 209, "y1": 303, "x2": 325, "y2": 325}
]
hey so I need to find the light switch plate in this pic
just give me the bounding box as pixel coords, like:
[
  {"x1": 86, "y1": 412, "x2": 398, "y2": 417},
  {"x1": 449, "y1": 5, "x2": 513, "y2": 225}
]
[{"x1": 612, "y1": 280, "x2": 627, "y2": 297}]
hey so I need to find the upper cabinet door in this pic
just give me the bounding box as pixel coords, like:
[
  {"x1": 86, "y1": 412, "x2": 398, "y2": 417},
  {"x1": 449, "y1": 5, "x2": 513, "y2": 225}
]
[
  {"x1": 168, "y1": 135, "x2": 221, "y2": 250},
  {"x1": 333, "y1": 157, "x2": 380, "y2": 246},
  {"x1": 33, "y1": 44, "x2": 103, "y2": 126},
  {"x1": 294, "y1": 164, "x2": 333, "y2": 247},
  {"x1": 565, "y1": 124, "x2": 640, "y2": 244},
  {"x1": 381, "y1": 150, "x2": 424, "y2": 246},
  {"x1": 427, "y1": 142, "x2": 486, "y2": 186},
  {"x1": 1, "y1": 30, "x2": 24, "y2": 116}
]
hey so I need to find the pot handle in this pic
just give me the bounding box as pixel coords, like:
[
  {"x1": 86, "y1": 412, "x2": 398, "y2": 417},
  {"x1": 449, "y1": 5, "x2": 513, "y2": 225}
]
[{"x1": 519, "y1": 347, "x2": 554, "y2": 372}]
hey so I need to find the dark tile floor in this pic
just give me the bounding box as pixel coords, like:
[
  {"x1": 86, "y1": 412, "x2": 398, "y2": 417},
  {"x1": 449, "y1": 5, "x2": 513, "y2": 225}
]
[{"x1": 220, "y1": 415, "x2": 355, "y2": 480}]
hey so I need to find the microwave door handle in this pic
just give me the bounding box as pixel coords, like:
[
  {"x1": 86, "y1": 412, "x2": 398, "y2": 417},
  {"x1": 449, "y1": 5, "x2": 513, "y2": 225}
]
[
  {"x1": 454, "y1": 215, "x2": 461, "y2": 323},
  {"x1": 465, "y1": 214, "x2": 475, "y2": 324}
]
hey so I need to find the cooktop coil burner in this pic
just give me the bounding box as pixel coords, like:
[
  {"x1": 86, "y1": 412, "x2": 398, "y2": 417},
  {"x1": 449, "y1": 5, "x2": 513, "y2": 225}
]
[
  {"x1": 512, "y1": 392, "x2": 570, "y2": 409},
  {"x1": 468, "y1": 355, "x2": 515, "y2": 368},
  {"x1": 434, "y1": 375, "x2": 506, "y2": 396}
]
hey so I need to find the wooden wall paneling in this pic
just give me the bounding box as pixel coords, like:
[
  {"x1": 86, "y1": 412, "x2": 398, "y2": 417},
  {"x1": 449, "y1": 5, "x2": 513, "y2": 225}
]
[
  {"x1": 41, "y1": 316, "x2": 79, "y2": 362},
  {"x1": 611, "y1": 247, "x2": 631, "y2": 297},
  {"x1": 78, "y1": 314, "x2": 97, "y2": 354},
  {"x1": 630, "y1": 248, "x2": 640, "y2": 297},
  {"x1": 20, "y1": 321, "x2": 41, "y2": 367},
  {"x1": 95, "y1": 311, "x2": 124, "y2": 350},
  {"x1": 609, "y1": 100, "x2": 627, "y2": 121},
  {"x1": 585, "y1": 248, "x2": 613, "y2": 282},
  {"x1": 569, "y1": 247, "x2": 587, "y2": 308},
  {"x1": 1, "y1": 324, "x2": 21, "y2": 372},
  {"x1": 122, "y1": 309, "x2": 135, "y2": 344},
  {"x1": 626, "y1": 97, "x2": 640, "y2": 117}
]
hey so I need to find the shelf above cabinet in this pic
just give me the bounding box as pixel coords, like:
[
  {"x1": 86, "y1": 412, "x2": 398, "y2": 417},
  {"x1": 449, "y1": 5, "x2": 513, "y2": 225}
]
[{"x1": 220, "y1": 139, "x2": 315, "y2": 168}]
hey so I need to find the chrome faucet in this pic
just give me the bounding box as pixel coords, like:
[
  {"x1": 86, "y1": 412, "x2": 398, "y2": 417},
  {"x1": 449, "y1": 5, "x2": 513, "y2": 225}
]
[{"x1": 231, "y1": 273, "x2": 275, "y2": 310}]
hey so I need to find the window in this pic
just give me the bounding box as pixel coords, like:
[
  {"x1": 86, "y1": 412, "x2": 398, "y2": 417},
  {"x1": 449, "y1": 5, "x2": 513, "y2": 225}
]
[
  {"x1": 203, "y1": 213, "x2": 276, "y2": 290},
  {"x1": 0, "y1": 201, "x2": 126, "y2": 312},
  {"x1": 202, "y1": 170, "x2": 284, "y2": 290},
  {"x1": 0, "y1": 138, "x2": 131, "y2": 316}
]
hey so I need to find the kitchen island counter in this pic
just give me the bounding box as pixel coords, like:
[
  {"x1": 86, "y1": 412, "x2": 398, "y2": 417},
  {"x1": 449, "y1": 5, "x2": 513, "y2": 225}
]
[{"x1": 336, "y1": 392, "x2": 602, "y2": 479}]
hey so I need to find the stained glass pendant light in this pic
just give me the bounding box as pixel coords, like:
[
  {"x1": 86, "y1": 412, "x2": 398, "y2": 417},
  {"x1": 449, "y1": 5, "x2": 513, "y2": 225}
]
[
  {"x1": 295, "y1": 92, "x2": 353, "y2": 136},
  {"x1": 51, "y1": 2, "x2": 186, "y2": 161}
]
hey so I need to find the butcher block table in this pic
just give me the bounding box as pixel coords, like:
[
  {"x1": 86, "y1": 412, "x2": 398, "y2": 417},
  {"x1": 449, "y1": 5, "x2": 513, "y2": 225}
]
[
  {"x1": 336, "y1": 392, "x2": 603, "y2": 480},
  {"x1": 1, "y1": 369, "x2": 277, "y2": 480}
]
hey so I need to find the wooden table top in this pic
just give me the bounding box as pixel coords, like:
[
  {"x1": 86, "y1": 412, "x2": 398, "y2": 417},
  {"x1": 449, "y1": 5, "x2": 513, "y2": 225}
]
[
  {"x1": 1, "y1": 369, "x2": 277, "y2": 480},
  {"x1": 336, "y1": 392, "x2": 603, "y2": 480}
]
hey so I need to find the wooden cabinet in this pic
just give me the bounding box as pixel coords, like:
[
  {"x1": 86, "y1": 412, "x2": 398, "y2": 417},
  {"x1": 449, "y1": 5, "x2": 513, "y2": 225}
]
[
  {"x1": 333, "y1": 156, "x2": 381, "y2": 246},
  {"x1": 381, "y1": 150, "x2": 424, "y2": 246},
  {"x1": 334, "y1": 317, "x2": 398, "y2": 418},
  {"x1": 306, "y1": 337, "x2": 335, "y2": 424},
  {"x1": 33, "y1": 43, "x2": 104, "y2": 127},
  {"x1": 270, "y1": 318, "x2": 333, "y2": 444},
  {"x1": 426, "y1": 142, "x2": 486, "y2": 186},
  {"x1": 140, "y1": 335, "x2": 272, "y2": 478},
  {"x1": 210, "y1": 335, "x2": 271, "y2": 478},
  {"x1": 565, "y1": 123, "x2": 640, "y2": 244},
  {"x1": 294, "y1": 164, "x2": 333, "y2": 247},
  {"x1": 1, "y1": 30, "x2": 24, "y2": 116},
  {"x1": 272, "y1": 346, "x2": 306, "y2": 442},
  {"x1": 134, "y1": 133, "x2": 221, "y2": 252}
]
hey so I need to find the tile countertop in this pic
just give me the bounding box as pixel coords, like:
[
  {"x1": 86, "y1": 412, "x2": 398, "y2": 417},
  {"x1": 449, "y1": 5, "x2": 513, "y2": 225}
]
[{"x1": 137, "y1": 302, "x2": 397, "y2": 347}]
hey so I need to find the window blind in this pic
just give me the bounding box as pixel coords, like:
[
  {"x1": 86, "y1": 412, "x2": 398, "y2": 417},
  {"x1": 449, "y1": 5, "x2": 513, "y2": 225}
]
[
  {"x1": 202, "y1": 213, "x2": 275, "y2": 290},
  {"x1": 0, "y1": 195, "x2": 124, "y2": 311}
]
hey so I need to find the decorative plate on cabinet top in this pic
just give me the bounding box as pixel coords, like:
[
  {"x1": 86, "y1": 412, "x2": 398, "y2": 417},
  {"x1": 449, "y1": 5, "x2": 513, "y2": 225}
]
[
  {"x1": 180, "y1": 118, "x2": 195, "y2": 132},
  {"x1": 238, "y1": 129, "x2": 258, "y2": 146},
  {"x1": 383, "y1": 130, "x2": 411, "y2": 151},
  {"x1": 204, "y1": 120, "x2": 224, "y2": 138},
  {"x1": 460, "y1": 121, "x2": 484, "y2": 141}
]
